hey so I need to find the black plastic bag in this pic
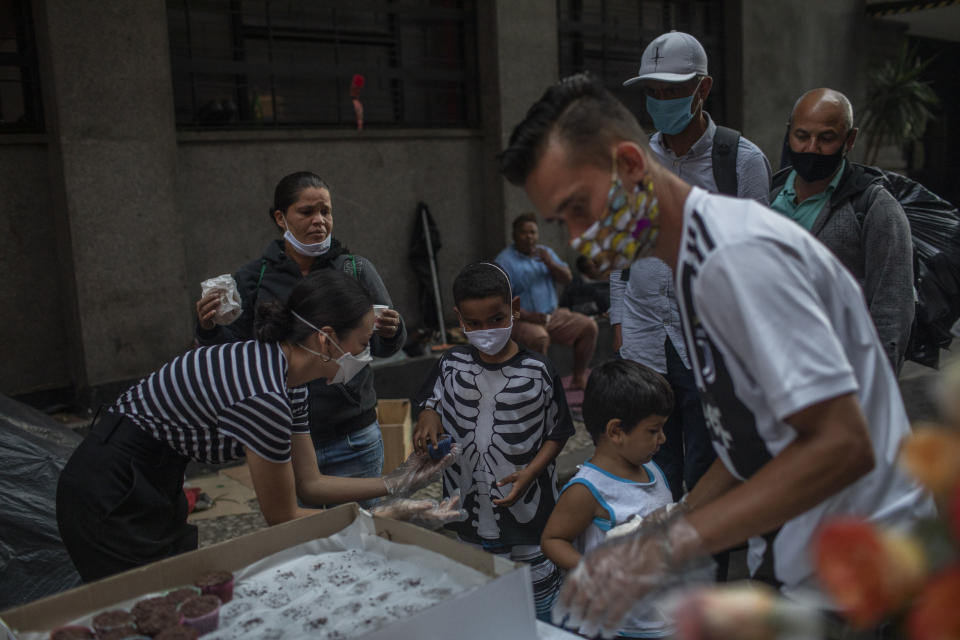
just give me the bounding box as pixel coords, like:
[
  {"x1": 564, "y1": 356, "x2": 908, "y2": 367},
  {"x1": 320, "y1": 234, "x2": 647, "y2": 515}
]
[
  {"x1": 877, "y1": 171, "x2": 960, "y2": 368},
  {"x1": 0, "y1": 395, "x2": 83, "y2": 609}
]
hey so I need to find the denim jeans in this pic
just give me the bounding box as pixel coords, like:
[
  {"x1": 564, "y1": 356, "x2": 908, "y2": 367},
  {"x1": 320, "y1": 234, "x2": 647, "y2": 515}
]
[
  {"x1": 652, "y1": 338, "x2": 716, "y2": 501},
  {"x1": 313, "y1": 420, "x2": 384, "y2": 508}
]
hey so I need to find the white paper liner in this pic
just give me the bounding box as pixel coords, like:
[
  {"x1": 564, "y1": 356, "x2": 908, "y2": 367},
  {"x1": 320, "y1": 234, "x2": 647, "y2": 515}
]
[{"x1": 19, "y1": 513, "x2": 491, "y2": 639}]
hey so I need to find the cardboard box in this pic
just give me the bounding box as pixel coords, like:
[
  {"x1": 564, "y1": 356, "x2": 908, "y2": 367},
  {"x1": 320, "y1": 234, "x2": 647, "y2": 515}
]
[
  {"x1": 377, "y1": 398, "x2": 412, "y2": 473},
  {"x1": 0, "y1": 504, "x2": 537, "y2": 639}
]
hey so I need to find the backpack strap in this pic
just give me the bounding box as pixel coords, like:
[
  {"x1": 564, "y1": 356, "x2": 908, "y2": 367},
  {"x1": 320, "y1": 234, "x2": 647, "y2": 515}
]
[
  {"x1": 851, "y1": 181, "x2": 885, "y2": 228},
  {"x1": 254, "y1": 258, "x2": 267, "y2": 295},
  {"x1": 712, "y1": 126, "x2": 741, "y2": 197},
  {"x1": 342, "y1": 254, "x2": 361, "y2": 279}
]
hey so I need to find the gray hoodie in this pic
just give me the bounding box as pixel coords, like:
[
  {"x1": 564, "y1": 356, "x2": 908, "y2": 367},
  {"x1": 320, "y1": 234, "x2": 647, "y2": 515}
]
[{"x1": 770, "y1": 163, "x2": 914, "y2": 373}]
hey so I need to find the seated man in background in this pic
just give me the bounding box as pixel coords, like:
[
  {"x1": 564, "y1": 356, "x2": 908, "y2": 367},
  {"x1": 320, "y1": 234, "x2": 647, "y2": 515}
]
[{"x1": 497, "y1": 212, "x2": 598, "y2": 389}]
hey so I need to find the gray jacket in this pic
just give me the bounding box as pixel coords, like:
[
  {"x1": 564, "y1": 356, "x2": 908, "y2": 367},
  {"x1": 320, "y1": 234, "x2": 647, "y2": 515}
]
[{"x1": 770, "y1": 163, "x2": 914, "y2": 372}]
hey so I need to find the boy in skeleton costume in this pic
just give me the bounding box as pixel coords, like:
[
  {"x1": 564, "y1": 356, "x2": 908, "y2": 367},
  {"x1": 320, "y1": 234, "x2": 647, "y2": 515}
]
[{"x1": 414, "y1": 262, "x2": 574, "y2": 620}]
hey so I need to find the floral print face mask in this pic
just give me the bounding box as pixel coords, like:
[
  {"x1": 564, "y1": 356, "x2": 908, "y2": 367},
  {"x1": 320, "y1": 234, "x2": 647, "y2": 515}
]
[{"x1": 570, "y1": 172, "x2": 659, "y2": 272}]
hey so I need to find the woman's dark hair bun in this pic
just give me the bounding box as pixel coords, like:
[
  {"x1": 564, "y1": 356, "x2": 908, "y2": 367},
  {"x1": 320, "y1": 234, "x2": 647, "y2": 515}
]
[
  {"x1": 253, "y1": 269, "x2": 372, "y2": 345},
  {"x1": 254, "y1": 300, "x2": 293, "y2": 343}
]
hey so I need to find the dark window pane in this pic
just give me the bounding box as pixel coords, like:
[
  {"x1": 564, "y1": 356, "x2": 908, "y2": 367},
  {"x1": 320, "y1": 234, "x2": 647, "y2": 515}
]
[
  {"x1": 557, "y1": 0, "x2": 726, "y2": 129},
  {"x1": 167, "y1": 0, "x2": 479, "y2": 129},
  {"x1": 0, "y1": 0, "x2": 43, "y2": 133}
]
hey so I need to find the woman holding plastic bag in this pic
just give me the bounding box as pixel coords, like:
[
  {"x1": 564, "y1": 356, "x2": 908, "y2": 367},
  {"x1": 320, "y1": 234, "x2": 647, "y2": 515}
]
[
  {"x1": 195, "y1": 172, "x2": 405, "y2": 499},
  {"x1": 57, "y1": 270, "x2": 457, "y2": 583}
]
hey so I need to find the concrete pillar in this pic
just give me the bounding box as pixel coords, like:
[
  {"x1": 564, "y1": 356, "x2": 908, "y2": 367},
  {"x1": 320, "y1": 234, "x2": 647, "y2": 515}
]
[
  {"x1": 482, "y1": 0, "x2": 564, "y2": 255},
  {"x1": 35, "y1": 0, "x2": 190, "y2": 390}
]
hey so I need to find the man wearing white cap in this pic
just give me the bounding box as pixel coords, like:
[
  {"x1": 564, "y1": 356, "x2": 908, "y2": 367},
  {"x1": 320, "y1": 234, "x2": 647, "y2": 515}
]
[
  {"x1": 610, "y1": 32, "x2": 772, "y2": 536},
  {"x1": 623, "y1": 30, "x2": 771, "y2": 200}
]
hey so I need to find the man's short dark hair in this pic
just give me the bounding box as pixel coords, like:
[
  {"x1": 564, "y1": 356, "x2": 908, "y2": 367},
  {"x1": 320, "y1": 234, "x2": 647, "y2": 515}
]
[
  {"x1": 453, "y1": 262, "x2": 512, "y2": 306},
  {"x1": 582, "y1": 359, "x2": 674, "y2": 444},
  {"x1": 512, "y1": 212, "x2": 538, "y2": 233},
  {"x1": 499, "y1": 72, "x2": 650, "y2": 186}
]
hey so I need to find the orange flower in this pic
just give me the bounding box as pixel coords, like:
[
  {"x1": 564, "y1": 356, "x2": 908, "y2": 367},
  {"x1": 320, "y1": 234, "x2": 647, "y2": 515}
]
[
  {"x1": 900, "y1": 427, "x2": 960, "y2": 496},
  {"x1": 814, "y1": 518, "x2": 926, "y2": 629},
  {"x1": 907, "y1": 566, "x2": 960, "y2": 640}
]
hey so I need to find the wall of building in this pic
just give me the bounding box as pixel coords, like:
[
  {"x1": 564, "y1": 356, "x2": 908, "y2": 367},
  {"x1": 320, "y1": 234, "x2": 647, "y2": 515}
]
[
  {"x1": 0, "y1": 143, "x2": 72, "y2": 394},
  {"x1": 31, "y1": 0, "x2": 193, "y2": 394},
  {"x1": 176, "y1": 132, "x2": 488, "y2": 331},
  {"x1": 740, "y1": 0, "x2": 899, "y2": 169}
]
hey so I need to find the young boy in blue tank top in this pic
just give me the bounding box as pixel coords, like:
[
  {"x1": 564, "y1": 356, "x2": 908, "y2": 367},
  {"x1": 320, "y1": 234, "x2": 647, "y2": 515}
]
[{"x1": 542, "y1": 359, "x2": 675, "y2": 638}]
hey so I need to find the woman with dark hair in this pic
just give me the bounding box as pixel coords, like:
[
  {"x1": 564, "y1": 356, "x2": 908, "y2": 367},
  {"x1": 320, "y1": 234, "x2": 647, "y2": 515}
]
[
  {"x1": 57, "y1": 270, "x2": 452, "y2": 583},
  {"x1": 195, "y1": 172, "x2": 405, "y2": 495}
]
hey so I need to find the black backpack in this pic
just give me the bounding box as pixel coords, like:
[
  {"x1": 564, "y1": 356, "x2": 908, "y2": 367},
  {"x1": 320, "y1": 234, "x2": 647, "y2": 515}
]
[
  {"x1": 711, "y1": 125, "x2": 741, "y2": 197},
  {"x1": 853, "y1": 170, "x2": 960, "y2": 368}
]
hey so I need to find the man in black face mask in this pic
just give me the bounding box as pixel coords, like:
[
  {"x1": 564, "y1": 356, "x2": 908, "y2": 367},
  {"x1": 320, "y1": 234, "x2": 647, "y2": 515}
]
[{"x1": 770, "y1": 88, "x2": 914, "y2": 374}]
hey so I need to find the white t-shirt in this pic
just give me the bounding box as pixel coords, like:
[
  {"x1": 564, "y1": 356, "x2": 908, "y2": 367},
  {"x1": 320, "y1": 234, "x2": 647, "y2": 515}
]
[{"x1": 675, "y1": 186, "x2": 933, "y2": 601}]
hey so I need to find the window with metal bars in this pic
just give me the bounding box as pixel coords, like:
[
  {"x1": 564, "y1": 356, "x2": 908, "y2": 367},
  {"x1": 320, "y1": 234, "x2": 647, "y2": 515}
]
[
  {"x1": 557, "y1": 0, "x2": 727, "y2": 129},
  {"x1": 167, "y1": 0, "x2": 480, "y2": 129},
  {"x1": 0, "y1": 0, "x2": 43, "y2": 133}
]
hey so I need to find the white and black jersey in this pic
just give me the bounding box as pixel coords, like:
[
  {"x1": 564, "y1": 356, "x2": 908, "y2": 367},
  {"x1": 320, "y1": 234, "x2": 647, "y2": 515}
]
[
  {"x1": 113, "y1": 341, "x2": 309, "y2": 464},
  {"x1": 416, "y1": 346, "x2": 574, "y2": 547},
  {"x1": 675, "y1": 187, "x2": 933, "y2": 600}
]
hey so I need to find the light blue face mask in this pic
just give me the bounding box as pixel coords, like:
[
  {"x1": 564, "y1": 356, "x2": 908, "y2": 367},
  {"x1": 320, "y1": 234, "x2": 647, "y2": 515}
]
[{"x1": 645, "y1": 81, "x2": 702, "y2": 136}]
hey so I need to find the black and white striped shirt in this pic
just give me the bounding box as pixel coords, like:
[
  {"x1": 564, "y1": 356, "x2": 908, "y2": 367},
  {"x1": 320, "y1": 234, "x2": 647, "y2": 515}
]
[{"x1": 113, "y1": 341, "x2": 309, "y2": 464}]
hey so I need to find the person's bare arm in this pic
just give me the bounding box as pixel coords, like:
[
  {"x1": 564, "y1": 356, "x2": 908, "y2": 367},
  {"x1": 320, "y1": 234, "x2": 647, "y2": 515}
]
[
  {"x1": 542, "y1": 483, "x2": 601, "y2": 570},
  {"x1": 683, "y1": 457, "x2": 741, "y2": 510},
  {"x1": 288, "y1": 433, "x2": 388, "y2": 507},
  {"x1": 685, "y1": 392, "x2": 874, "y2": 554},
  {"x1": 412, "y1": 407, "x2": 443, "y2": 455},
  {"x1": 537, "y1": 247, "x2": 573, "y2": 285},
  {"x1": 518, "y1": 308, "x2": 549, "y2": 324},
  {"x1": 245, "y1": 442, "x2": 320, "y2": 525}
]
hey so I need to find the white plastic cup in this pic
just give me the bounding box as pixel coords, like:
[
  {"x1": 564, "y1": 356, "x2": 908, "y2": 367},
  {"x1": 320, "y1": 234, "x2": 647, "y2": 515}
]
[{"x1": 373, "y1": 305, "x2": 389, "y2": 318}]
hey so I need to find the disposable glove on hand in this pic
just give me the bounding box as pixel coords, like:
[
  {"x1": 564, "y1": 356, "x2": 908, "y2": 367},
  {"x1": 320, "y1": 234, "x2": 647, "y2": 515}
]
[
  {"x1": 607, "y1": 498, "x2": 690, "y2": 539},
  {"x1": 370, "y1": 496, "x2": 467, "y2": 530},
  {"x1": 381, "y1": 444, "x2": 459, "y2": 497},
  {"x1": 553, "y1": 514, "x2": 713, "y2": 639}
]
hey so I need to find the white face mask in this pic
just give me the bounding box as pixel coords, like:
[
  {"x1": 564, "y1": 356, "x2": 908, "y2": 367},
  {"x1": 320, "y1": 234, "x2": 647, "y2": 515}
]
[
  {"x1": 283, "y1": 218, "x2": 332, "y2": 257},
  {"x1": 460, "y1": 262, "x2": 516, "y2": 356},
  {"x1": 291, "y1": 311, "x2": 372, "y2": 384},
  {"x1": 463, "y1": 322, "x2": 514, "y2": 356}
]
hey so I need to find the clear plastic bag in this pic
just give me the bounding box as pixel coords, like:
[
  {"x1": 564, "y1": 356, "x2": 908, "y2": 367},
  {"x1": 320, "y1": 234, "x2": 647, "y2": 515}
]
[{"x1": 200, "y1": 274, "x2": 243, "y2": 326}]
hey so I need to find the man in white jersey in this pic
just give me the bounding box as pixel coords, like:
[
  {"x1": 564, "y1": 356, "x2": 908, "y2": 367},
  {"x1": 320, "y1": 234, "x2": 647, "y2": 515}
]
[{"x1": 498, "y1": 73, "x2": 933, "y2": 638}]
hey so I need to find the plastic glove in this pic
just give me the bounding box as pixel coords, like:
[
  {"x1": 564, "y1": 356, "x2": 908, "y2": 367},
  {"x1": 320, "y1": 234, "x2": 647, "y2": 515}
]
[
  {"x1": 607, "y1": 498, "x2": 690, "y2": 539},
  {"x1": 370, "y1": 496, "x2": 467, "y2": 530},
  {"x1": 382, "y1": 444, "x2": 459, "y2": 497},
  {"x1": 553, "y1": 514, "x2": 713, "y2": 639}
]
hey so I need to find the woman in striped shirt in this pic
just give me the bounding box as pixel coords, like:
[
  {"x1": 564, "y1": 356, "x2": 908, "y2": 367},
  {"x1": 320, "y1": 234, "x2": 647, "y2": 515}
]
[{"x1": 57, "y1": 270, "x2": 454, "y2": 582}]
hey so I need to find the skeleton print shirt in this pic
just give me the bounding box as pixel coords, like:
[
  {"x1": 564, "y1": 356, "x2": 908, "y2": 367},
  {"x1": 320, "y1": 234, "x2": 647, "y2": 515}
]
[{"x1": 416, "y1": 345, "x2": 574, "y2": 546}]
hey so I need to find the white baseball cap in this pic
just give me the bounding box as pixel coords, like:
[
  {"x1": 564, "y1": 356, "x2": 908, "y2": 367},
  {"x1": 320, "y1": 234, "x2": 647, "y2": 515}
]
[{"x1": 623, "y1": 31, "x2": 708, "y2": 86}]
